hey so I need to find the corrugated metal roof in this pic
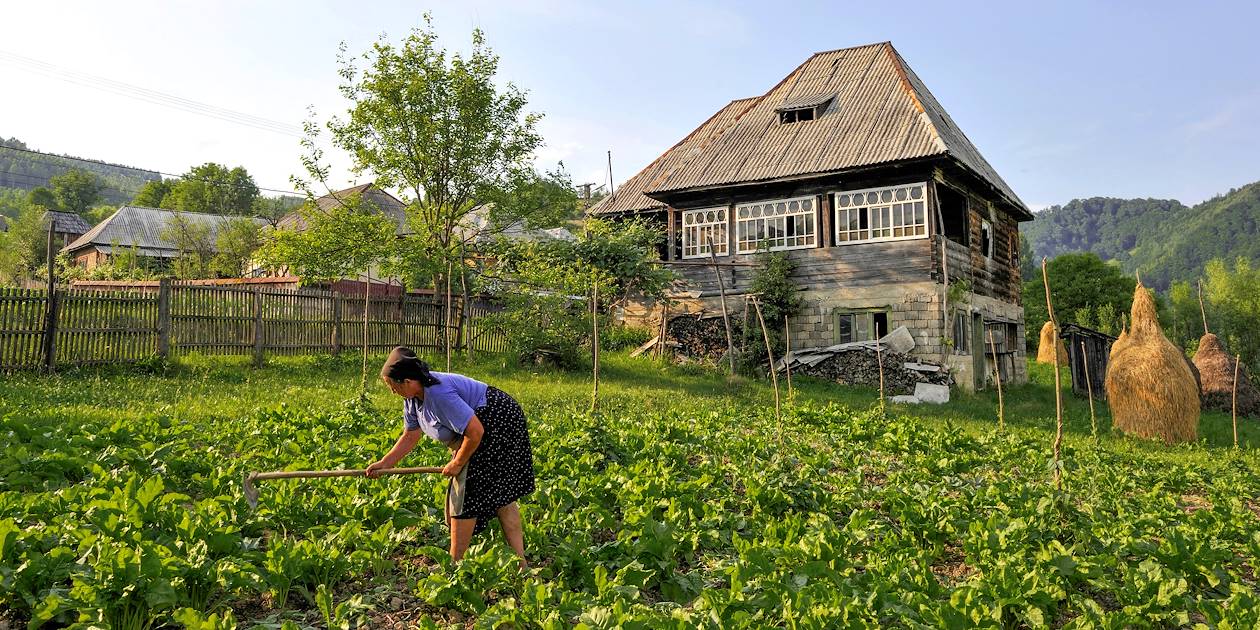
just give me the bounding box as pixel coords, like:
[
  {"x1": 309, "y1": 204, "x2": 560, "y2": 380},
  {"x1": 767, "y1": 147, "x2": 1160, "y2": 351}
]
[
  {"x1": 276, "y1": 183, "x2": 409, "y2": 235},
  {"x1": 63, "y1": 206, "x2": 265, "y2": 255},
  {"x1": 587, "y1": 97, "x2": 758, "y2": 216},
  {"x1": 44, "y1": 210, "x2": 91, "y2": 235},
  {"x1": 600, "y1": 42, "x2": 1027, "y2": 218}
]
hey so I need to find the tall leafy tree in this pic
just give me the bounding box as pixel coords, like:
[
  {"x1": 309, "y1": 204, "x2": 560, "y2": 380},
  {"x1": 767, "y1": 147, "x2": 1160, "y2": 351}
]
[
  {"x1": 163, "y1": 163, "x2": 259, "y2": 215},
  {"x1": 133, "y1": 179, "x2": 174, "y2": 208},
  {"x1": 1022, "y1": 252, "x2": 1137, "y2": 347},
  {"x1": 49, "y1": 169, "x2": 103, "y2": 215},
  {"x1": 287, "y1": 15, "x2": 567, "y2": 290}
]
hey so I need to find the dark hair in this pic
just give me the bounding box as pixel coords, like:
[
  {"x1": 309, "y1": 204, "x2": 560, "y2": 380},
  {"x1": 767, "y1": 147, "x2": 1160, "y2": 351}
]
[{"x1": 380, "y1": 346, "x2": 440, "y2": 387}]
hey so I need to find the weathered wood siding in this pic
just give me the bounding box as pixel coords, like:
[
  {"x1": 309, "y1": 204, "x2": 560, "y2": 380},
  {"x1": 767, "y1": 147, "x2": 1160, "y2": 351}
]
[{"x1": 673, "y1": 238, "x2": 935, "y2": 296}]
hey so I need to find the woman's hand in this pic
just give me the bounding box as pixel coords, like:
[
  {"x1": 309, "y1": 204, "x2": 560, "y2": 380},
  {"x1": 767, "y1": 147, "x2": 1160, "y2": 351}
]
[
  {"x1": 442, "y1": 459, "x2": 465, "y2": 477},
  {"x1": 365, "y1": 459, "x2": 392, "y2": 478}
]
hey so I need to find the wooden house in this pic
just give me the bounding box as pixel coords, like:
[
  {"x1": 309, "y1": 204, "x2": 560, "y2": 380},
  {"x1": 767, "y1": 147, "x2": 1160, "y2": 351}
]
[
  {"x1": 588, "y1": 42, "x2": 1032, "y2": 388},
  {"x1": 63, "y1": 205, "x2": 264, "y2": 270}
]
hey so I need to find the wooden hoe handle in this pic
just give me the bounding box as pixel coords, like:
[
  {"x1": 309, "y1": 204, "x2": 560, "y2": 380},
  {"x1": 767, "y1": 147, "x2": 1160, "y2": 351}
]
[{"x1": 249, "y1": 467, "x2": 443, "y2": 481}]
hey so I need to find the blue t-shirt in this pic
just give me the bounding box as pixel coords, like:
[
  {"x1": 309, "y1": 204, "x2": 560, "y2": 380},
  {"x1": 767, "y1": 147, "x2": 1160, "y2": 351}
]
[{"x1": 403, "y1": 371, "x2": 489, "y2": 443}]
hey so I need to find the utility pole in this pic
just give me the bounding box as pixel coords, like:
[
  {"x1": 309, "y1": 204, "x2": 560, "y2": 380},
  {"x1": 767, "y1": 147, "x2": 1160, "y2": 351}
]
[{"x1": 607, "y1": 151, "x2": 615, "y2": 198}]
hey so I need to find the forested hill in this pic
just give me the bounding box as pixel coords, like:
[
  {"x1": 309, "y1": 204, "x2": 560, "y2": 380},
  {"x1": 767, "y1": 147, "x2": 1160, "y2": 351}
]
[
  {"x1": 0, "y1": 136, "x2": 160, "y2": 205},
  {"x1": 1023, "y1": 180, "x2": 1260, "y2": 289}
]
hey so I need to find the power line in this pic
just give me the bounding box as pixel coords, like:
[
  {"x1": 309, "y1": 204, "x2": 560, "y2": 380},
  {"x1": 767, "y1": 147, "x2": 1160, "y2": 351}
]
[
  {"x1": 0, "y1": 144, "x2": 302, "y2": 197},
  {"x1": 0, "y1": 50, "x2": 305, "y2": 137}
]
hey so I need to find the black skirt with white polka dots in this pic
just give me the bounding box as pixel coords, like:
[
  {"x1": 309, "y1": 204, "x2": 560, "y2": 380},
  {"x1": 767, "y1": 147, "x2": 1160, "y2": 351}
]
[{"x1": 450, "y1": 386, "x2": 535, "y2": 533}]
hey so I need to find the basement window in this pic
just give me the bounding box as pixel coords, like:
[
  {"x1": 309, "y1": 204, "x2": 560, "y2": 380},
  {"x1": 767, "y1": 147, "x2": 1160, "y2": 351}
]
[{"x1": 834, "y1": 309, "x2": 889, "y2": 344}]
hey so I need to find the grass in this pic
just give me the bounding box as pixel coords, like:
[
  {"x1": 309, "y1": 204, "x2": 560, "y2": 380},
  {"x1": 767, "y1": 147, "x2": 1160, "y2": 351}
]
[
  {"x1": 3, "y1": 350, "x2": 1259, "y2": 626},
  {"x1": 3, "y1": 349, "x2": 1254, "y2": 469}
]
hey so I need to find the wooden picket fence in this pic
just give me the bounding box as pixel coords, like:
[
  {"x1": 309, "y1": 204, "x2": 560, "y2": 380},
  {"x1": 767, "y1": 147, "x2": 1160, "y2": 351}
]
[{"x1": 0, "y1": 282, "x2": 507, "y2": 371}]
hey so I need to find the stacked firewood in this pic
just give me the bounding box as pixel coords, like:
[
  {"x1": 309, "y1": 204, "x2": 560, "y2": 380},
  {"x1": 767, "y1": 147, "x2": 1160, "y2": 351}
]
[
  {"x1": 666, "y1": 315, "x2": 743, "y2": 363},
  {"x1": 799, "y1": 349, "x2": 951, "y2": 394}
]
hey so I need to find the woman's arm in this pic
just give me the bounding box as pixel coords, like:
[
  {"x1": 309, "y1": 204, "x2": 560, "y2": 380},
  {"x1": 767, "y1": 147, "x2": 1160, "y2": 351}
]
[
  {"x1": 367, "y1": 428, "x2": 423, "y2": 477},
  {"x1": 443, "y1": 415, "x2": 484, "y2": 476}
]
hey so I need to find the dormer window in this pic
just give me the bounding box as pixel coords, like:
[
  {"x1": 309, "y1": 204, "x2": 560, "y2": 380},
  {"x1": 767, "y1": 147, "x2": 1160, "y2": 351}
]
[{"x1": 776, "y1": 92, "x2": 835, "y2": 125}]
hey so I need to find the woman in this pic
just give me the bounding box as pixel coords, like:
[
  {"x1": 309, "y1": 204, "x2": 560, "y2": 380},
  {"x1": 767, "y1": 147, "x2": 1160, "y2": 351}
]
[{"x1": 368, "y1": 346, "x2": 536, "y2": 565}]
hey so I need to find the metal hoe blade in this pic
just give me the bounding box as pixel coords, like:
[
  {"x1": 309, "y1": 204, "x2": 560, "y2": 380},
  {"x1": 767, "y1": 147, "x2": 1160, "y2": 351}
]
[{"x1": 243, "y1": 472, "x2": 260, "y2": 510}]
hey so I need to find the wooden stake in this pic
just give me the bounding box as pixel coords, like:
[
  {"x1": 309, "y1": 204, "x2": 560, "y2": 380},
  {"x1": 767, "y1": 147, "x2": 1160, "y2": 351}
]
[
  {"x1": 935, "y1": 199, "x2": 950, "y2": 367},
  {"x1": 751, "y1": 297, "x2": 782, "y2": 437},
  {"x1": 875, "y1": 337, "x2": 885, "y2": 411},
  {"x1": 1198, "y1": 280, "x2": 1209, "y2": 336},
  {"x1": 444, "y1": 259, "x2": 453, "y2": 371},
  {"x1": 656, "y1": 300, "x2": 669, "y2": 360},
  {"x1": 591, "y1": 282, "x2": 600, "y2": 412},
  {"x1": 362, "y1": 270, "x2": 370, "y2": 391},
  {"x1": 1042, "y1": 257, "x2": 1064, "y2": 490},
  {"x1": 1233, "y1": 354, "x2": 1241, "y2": 449},
  {"x1": 1081, "y1": 341, "x2": 1096, "y2": 441},
  {"x1": 989, "y1": 330, "x2": 1004, "y2": 432},
  {"x1": 784, "y1": 317, "x2": 794, "y2": 403},
  {"x1": 706, "y1": 236, "x2": 736, "y2": 375}
]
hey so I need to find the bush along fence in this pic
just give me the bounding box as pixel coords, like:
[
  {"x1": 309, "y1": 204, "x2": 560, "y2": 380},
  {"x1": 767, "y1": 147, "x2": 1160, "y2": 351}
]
[{"x1": 0, "y1": 281, "x2": 506, "y2": 371}]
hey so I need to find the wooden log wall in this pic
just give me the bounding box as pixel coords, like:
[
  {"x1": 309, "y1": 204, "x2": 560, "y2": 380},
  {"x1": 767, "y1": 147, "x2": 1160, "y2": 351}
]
[{"x1": 674, "y1": 238, "x2": 935, "y2": 296}]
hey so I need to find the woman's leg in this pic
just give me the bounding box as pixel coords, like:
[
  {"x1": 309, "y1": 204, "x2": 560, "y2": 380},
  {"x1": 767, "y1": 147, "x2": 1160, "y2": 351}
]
[
  {"x1": 449, "y1": 517, "x2": 476, "y2": 562},
  {"x1": 496, "y1": 502, "x2": 527, "y2": 566}
]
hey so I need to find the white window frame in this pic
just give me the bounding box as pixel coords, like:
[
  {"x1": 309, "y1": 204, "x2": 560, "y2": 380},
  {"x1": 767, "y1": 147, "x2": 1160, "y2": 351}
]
[
  {"x1": 680, "y1": 206, "x2": 729, "y2": 259},
  {"x1": 734, "y1": 195, "x2": 818, "y2": 254},
  {"x1": 832, "y1": 183, "x2": 929, "y2": 246}
]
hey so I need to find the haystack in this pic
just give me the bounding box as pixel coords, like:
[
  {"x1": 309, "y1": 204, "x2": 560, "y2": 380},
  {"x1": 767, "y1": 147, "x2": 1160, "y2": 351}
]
[
  {"x1": 1104, "y1": 283, "x2": 1200, "y2": 444},
  {"x1": 1193, "y1": 333, "x2": 1260, "y2": 418},
  {"x1": 1036, "y1": 321, "x2": 1069, "y2": 365}
]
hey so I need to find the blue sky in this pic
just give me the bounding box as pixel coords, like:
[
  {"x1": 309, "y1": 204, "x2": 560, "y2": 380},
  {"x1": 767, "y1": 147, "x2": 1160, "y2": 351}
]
[{"x1": 2, "y1": 1, "x2": 1257, "y2": 209}]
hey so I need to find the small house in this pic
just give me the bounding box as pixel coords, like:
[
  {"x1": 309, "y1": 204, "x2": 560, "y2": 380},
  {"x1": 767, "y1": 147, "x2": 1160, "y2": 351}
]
[
  {"x1": 44, "y1": 210, "x2": 92, "y2": 249},
  {"x1": 588, "y1": 42, "x2": 1032, "y2": 388}
]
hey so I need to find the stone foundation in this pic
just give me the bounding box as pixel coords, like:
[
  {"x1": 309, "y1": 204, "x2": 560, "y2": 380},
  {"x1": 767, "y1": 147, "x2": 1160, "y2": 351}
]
[{"x1": 619, "y1": 281, "x2": 1027, "y2": 389}]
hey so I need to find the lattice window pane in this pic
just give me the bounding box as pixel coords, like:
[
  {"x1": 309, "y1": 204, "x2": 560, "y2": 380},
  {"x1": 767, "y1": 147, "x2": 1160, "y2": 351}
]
[
  {"x1": 681, "y1": 206, "x2": 729, "y2": 259},
  {"x1": 735, "y1": 196, "x2": 817, "y2": 254},
  {"x1": 832, "y1": 183, "x2": 929, "y2": 245}
]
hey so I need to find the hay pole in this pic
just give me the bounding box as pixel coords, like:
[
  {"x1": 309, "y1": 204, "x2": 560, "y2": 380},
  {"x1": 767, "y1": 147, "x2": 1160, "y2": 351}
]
[
  {"x1": 705, "y1": 236, "x2": 737, "y2": 375},
  {"x1": 989, "y1": 330, "x2": 1004, "y2": 432},
  {"x1": 1081, "y1": 340, "x2": 1097, "y2": 441},
  {"x1": 1233, "y1": 354, "x2": 1241, "y2": 449},
  {"x1": 1042, "y1": 257, "x2": 1065, "y2": 491},
  {"x1": 751, "y1": 296, "x2": 782, "y2": 441},
  {"x1": 1197, "y1": 280, "x2": 1209, "y2": 336}
]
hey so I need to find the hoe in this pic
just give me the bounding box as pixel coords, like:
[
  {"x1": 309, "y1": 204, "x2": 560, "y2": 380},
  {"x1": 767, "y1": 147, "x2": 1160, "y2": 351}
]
[{"x1": 243, "y1": 466, "x2": 443, "y2": 510}]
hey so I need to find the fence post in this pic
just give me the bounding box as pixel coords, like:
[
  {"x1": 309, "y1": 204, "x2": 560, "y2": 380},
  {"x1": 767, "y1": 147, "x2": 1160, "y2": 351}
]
[
  {"x1": 331, "y1": 292, "x2": 342, "y2": 355},
  {"x1": 157, "y1": 278, "x2": 171, "y2": 359},
  {"x1": 41, "y1": 222, "x2": 58, "y2": 373},
  {"x1": 252, "y1": 287, "x2": 264, "y2": 367}
]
